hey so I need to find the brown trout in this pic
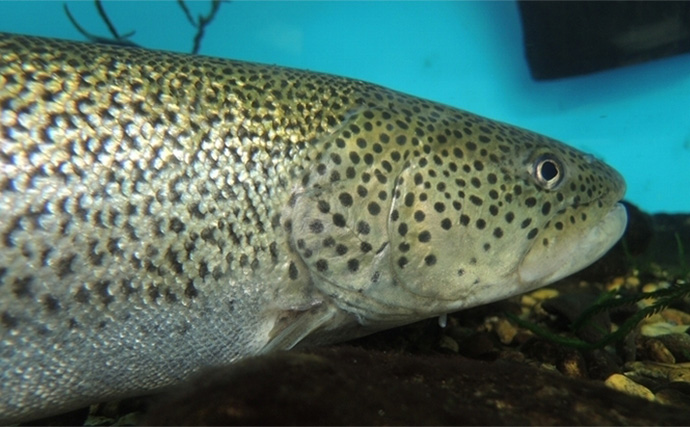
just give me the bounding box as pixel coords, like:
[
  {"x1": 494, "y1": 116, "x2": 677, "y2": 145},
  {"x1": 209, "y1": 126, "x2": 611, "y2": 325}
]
[{"x1": 0, "y1": 33, "x2": 627, "y2": 422}]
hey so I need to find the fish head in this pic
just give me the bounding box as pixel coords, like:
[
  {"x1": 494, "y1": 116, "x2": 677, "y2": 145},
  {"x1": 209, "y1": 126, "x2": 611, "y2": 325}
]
[
  {"x1": 384, "y1": 112, "x2": 628, "y2": 315},
  {"x1": 286, "y1": 102, "x2": 626, "y2": 327}
]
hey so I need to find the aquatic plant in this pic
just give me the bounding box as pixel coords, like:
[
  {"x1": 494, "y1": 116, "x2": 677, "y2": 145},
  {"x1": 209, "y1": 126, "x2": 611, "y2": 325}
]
[
  {"x1": 64, "y1": 0, "x2": 226, "y2": 53},
  {"x1": 176, "y1": 0, "x2": 225, "y2": 54},
  {"x1": 509, "y1": 275, "x2": 690, "y2": 351},
  {"x1": 64, "y1": 0, "x2": 137, "y2": 47}
]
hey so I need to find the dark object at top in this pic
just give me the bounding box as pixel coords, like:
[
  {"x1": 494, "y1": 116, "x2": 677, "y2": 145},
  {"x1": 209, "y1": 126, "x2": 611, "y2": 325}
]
[{"x1": 517, "y1": 1, "x2": 690, "y2": 80}]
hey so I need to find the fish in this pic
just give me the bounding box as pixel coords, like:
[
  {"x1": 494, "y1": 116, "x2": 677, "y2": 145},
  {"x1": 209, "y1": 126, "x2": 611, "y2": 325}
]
[{"x1": 0, "y1": 33, "x2": 627, "y2": 422}]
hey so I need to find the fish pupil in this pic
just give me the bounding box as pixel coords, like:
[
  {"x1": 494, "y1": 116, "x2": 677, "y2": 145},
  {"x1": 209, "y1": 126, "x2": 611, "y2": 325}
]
[
  {"x1": 534, "y1": 155, "x2": 563, "y2": 189},
  {"x1": 540, "y1": 160, "x2": 559, "y2": 181}
]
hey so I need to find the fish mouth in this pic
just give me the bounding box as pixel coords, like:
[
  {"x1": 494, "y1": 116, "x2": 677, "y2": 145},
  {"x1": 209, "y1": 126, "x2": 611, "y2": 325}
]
[{"x1": 517, "y1": 202, "x2": 628, "y2": 286}]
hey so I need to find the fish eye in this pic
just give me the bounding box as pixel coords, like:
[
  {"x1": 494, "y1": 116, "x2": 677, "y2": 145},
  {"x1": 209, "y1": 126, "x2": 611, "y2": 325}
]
[{"x1": 533, "y1": 155, "x2": 563, "y2": 189}]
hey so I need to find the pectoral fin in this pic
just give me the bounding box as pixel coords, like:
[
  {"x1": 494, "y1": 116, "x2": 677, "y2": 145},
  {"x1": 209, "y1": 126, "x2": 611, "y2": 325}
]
[{"x1": 261, "y1": 302, "x2": 342, "y2": 353}]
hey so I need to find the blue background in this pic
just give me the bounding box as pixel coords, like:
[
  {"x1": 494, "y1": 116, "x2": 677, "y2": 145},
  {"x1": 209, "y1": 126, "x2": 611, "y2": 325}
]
[{"x1": 1, "y1": 1, "x2": 688, "y2": 213}]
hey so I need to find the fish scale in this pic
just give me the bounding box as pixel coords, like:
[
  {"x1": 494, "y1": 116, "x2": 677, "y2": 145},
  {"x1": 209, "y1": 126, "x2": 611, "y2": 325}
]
[{"x1": 0, "y1": 33, "x2": 627, "y2": 422}]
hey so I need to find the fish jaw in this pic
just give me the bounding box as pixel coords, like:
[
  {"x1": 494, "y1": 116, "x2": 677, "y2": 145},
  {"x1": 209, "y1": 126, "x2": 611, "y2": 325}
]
[{"x1": 518, "y1": 202, "x2": 627, "y2": 286}]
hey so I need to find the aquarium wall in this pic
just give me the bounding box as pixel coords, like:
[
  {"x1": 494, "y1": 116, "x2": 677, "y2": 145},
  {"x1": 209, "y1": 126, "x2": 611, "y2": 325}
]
[{"x1": 1, "y1": 1, "x2": 688, "y2": 213}]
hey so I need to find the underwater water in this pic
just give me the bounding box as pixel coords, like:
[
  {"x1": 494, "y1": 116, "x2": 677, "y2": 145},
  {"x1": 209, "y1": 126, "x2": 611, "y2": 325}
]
[{"x1": 0, "y1": 0, "x2": 687, "y2": 213}]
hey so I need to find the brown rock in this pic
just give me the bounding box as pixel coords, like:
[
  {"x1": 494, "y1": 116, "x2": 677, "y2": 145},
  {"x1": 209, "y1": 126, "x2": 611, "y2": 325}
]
[
  {"x1": 644, "y1": 338, "x2": 677, "y2": 364},
  {"x1": 657, "y1": 333, "x2": 690, "y2": 362},
  {"x1": 605, "y1": 374, "x2": 655, "y2": 401},
  {"x1": 144, "y1": 346, "x2": 690, "y2": 425},
  {"x1": 583, "y1": 348, "x2": 623, "y2": 380},
  {"x1": 493, "y1": 318, "x2": 519, "y2": 345},
  {"x1": 655, "y1": 386, "x2": 690, "y2": 409},
  {"x1": 556, "y1": 349, "x2": 588, "y2": 379}
]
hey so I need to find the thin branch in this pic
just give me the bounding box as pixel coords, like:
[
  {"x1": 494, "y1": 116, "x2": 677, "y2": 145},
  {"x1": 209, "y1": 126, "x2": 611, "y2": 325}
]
[
  {"x1": 66, "y1": 0, "x2": 227, "y2": 52},
  {"x1": 177, "y1": 0, "x2": 197, "y2": 27},
  {"x1": 179, "y1": 0, "x2": 227, "y2": 54},
  {"x1": 64, "y1": 1, "x2": 138, "y2": 47},
  {"x1": 95, "y1": 0, "x2": 122, "y2": 40}
]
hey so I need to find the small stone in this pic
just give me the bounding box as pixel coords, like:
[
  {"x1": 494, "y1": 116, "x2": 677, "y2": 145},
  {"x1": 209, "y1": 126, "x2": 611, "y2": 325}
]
[
  {"x1": 539, "y1": 363, "x2": 559, "y2": 373},
  {"x1": 642, "y1": 283, "x2": 659, "y2": 293},
  {"x1": 641, "y1": 322, "x2": 690, "y2": 337},
  {"x1": 606, "y1": 276, "x2": 626, "y2": 291},
  {"x1": 624, "y1": 361, "x2": 667, "y2": 380},
  {"x1": 659, "y1": 308, "x2": 690, "y2": 325},
  {"x1": 638, "y1": 282, "x2": 672, "y2": 308},
  {"x1": 530, "y1": 288, "x2": 559, "y2": 301},
  {"x1": 584, "y1": 349, "x2": 622, "y2": 380},
  {"x1": 654, "y1": 387, "x2": 690, "y2": 409},
  {"x1": 657, "y1": 333, "x2": 690, "y2": 362},
  {"x1": 644, "y1": 338, "x2": 676, "y2": 364},
  {"x1": 541, "y1": 291, "x2": 611, "y2": 343},
  {"x1": 625, "y1": 361, "x2": 690, "y2": 384},
  {"x1": 669, "y1": 369, "x2": 690, "y2": 383},
  {"x1": 625, "y1": 276, "x2": 641, "y2": 287},
  {"x1": 438, "y1": 335, "x2": 459, "y2": 353},
  {"x1": 605, "y1": 374, "x2": 655, "y2": 401},
  {"x1": 640, "y1": 313, "x2": 666, "y2": 325},
  {"x1": 557, "y1": 350, "x2": 587, "y2": 379},
  {"x1": 520, "y1": 294, "x2": 537, "y2": 308},
  {"x1": 512, "y1": 329, "x2": 534, "y2": 346},
  {"x1": 494, "y1": 318, "x2": 518, "y2": 345}
]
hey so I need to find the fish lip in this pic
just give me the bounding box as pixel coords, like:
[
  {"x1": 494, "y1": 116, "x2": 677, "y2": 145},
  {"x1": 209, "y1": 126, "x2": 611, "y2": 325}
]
[{"x1": 517, "y1": 199, "x2": 628, "y2": 287}]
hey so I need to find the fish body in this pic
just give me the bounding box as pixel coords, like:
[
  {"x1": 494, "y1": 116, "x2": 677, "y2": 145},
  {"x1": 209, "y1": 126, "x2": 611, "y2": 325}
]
[{"x1": 0, "y1": 33, "x2": 627, "y2": 422}]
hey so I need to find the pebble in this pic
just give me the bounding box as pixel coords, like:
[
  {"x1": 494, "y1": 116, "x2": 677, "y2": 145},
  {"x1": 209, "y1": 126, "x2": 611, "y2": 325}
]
[
  {"x1": 605, "y1": 374, "x2": 655, "y2": 401},
  {"x1": 641, "y1": 322, "x2": 690, "y2": 337},
  {"x1": 638, "y1": 282, "x2": 672, "y2": 308},
  {"x1": 584, "y1": 349, "x2": 623, "y2": 380},
  {"x1": 438, "y1": 335, "x2": 459, "y2": 353},
  {"x1": 657, "y1": 333, "x2": 690, "y2": 362},
  {"x1": 644, "y1": 338, "x2": 676, "y2": 364},
  {"x1": 529, "y1": 288, "x2": 560, "y2": 301},
  {"x1": 557, "y1": 350, "x2": 587, "y2": 379},
  {"x1": 606, "y1": 276, "x2": 626, "y2": 292},
  {"x1": 625, "y1": 361, "x2": 690, "y2": 384},
  {"x1": 669, "y1": 367, "x2": 690, "y2": 383},
  {"x1": 659, "y1": 308, "x2": 690, "y2": 325},
  {"x1": 654, "y1": 387, "x2": 690, "y2": 408},
  {"x1": 640, "y1": 313, "x2": 666, "y2": 325},
  {"x1": 540, "y1": 291, "x2": 611, "y2": 343},
  {"x1": 641, "y1": 283, "x2": 658, "y2": 293},
  {"x1": 493, "y1": 318, "x2": 518, "y2": 345},
  {"x1": 625, "y1": 276, "x2": 641, "y2": 287},
  {"x1": 520, "y1": 294, "x2": 537, "y2": 308}
]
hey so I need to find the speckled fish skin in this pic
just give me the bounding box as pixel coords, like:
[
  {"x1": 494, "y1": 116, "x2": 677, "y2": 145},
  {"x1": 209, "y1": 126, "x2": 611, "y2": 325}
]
[{"x1": 0, "y1": 33, "x2": 627, "y2": 422}]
